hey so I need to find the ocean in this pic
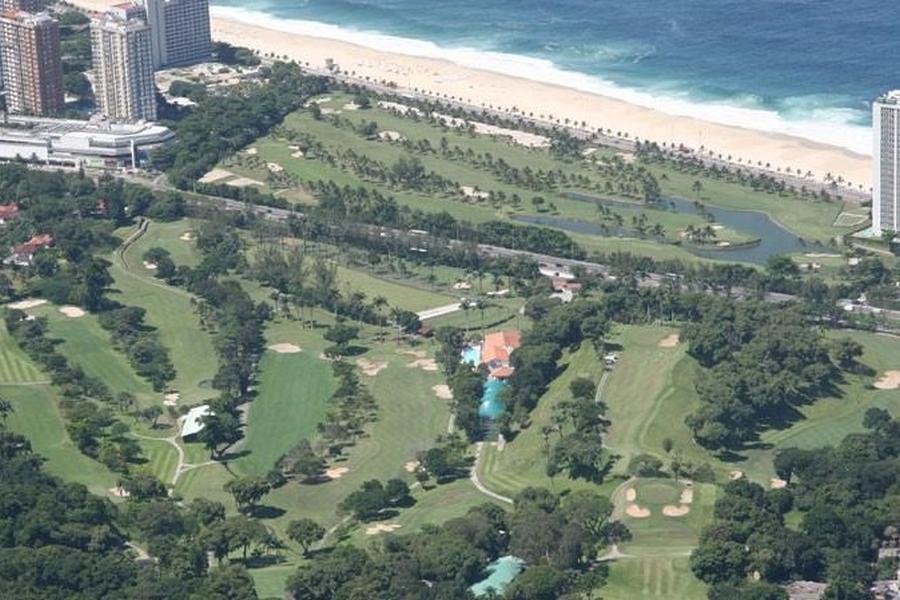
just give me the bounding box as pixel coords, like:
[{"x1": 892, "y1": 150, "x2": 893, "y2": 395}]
[{"x1": 210, "y1": 0, "x2": 899, "y2": 155}]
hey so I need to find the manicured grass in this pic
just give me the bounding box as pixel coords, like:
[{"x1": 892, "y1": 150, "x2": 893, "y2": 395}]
[
  {"x1": 32, "y1": 304, "x2": 156, "y2": 406},
  {"x1": 234, "y1": 350, "x2": 336, "y2": 476},
  {"x1": 601, "y1": 555, "x2": 707, "y2": 600},
  {"x1": 108, "y1": 221, "x2": 218, "y2": 404},
  {"x1": 5, "y1": 384, "x2": 118, "y2": 496},
  {"x1": 0, "y1": 325, "x2": 44, "y2": 384},
  {"x1": 334, "y1": 265, "x2": 456, "y2": 313}
]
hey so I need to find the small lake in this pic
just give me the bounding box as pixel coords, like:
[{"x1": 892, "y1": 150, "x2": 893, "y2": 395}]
[
  {"x1": 478, "y1": 378, "x2": 507, "y2": 419},
  {"x1": 469, "y1": 556, "x2": 525, "y2": 597},
  {"x1": 513, "y1": 192, "x2": 827, "y2": 265}
]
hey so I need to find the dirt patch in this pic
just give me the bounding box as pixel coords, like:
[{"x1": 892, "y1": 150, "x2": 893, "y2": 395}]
[
  {"x1": 59, "y1": 306, "x2": 86, "y2": 318},
  {"x1": 432, "y1": 384, "x2": 453, "y2": 400},
  {"x1": 163, "y1": 392, "x2": 180, "y2": 407},
  {"x1": 729, "y1": 470, "x2": 744, "y2": 480},
  {"x1": 625, "y1": 488, "x2": 636, "y2": 502},
  {"x1": 662, "y1": 505, "x2": 690, "y2": 517},
  {"x1": 626, "y1": 504, "x2": 651, "y2": 518},
  {"x1": 874, "y1": 370, "x2": 900, "y2": 390},
  {"x1": 404, "y1": 460, "x2": 420, "y2": 473},
  {"x1": 269, "y1": 343, "x2": 302, "y2": 354},
  {"x1": 657, "y1": 334, "x2": 680, "y2": 348},
  {"x1": 8, "y1": 298, "x2": 46, "y2": 310},
  {"x1": 179, "y1": 232, "x2": 194, "y2": 241},
  {"x1": 357, "y1": 358, "x2": 388, "y2": 376},
  {"x1": 365, "y1": 523, "x2": 401, "y2": 535},
  {"x1": 325, "y1": 467, "x2": 349, "y2": 480},
  {"x1": 770, "y1": 478, "x2": 788, "y2": 489},
  {"x1": 407, "y1": 358, "x2": 438, "y2": 371}
]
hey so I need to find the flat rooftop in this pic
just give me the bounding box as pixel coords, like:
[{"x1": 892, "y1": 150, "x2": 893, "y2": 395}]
[{"x1": 877, "y1": 90, "x2": 900, "y2": 105}]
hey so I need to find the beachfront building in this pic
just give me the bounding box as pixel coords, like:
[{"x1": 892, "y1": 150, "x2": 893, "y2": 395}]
[
  {"x1": 142, "y1": 0, "x2": 211, "y2": 68},
  {"x1": 0, "y1": 11, "x2": 64, "y2": 116},
  {"x1": 91, "y1": 4, "x2": 157, "y2": 122},
  {"x1": 873, "y1": 91, "x2": 900, "y2": 235}
]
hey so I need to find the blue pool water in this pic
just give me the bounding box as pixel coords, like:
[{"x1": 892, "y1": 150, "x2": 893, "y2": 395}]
[
  {"x1": 462, "y1": 345, "x2": 481, "y2": 366},
  {"x1": 210, "y1": 0, "x2": 897, "y2": 155},
  {"x1": 478, "y1": 378, "x2": 507, "y2": 419},
  {"x1": 470, "y1": 556, "x2": 525, "y2": 597}
]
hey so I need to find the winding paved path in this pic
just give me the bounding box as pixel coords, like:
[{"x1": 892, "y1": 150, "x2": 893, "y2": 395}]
[{"x1": 470, "y1": 442, "x2": 513, "y2": 505}]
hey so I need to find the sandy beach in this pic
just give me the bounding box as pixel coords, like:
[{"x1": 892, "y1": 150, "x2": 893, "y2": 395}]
[{"x1": 71, "y1": 0, "x2": 872, "y2": 189}]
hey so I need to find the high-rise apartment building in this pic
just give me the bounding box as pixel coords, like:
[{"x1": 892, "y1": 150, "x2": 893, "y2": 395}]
[
  {"x1": 0, "y1": 11, "x2": 63, "y2": 116},
  {"x1": 0, "y1": 0, "x2": 50, "y2": 13},
  {"x1": 91, "y1": 5, "x2": 156, "y2": 122},
  {"x1": 142, "y1": 0, "x2": 210, "y2": 68},
  {"x1": 873, "y1": 91, "x2": 900, "y2": 235}
]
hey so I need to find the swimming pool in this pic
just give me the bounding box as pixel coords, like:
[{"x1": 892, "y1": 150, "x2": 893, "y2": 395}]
[
  {"x1": 478, "y1": 378, "x2": 507, "y2": 419},
  {"x1": 469, "y1": 556, "x2": 525, "y2": 597},
  {"x1": 461, "y1": 345, "x2": 481, "y2": 365}
]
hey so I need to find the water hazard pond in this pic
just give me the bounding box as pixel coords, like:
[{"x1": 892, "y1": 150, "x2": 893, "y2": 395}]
[{"x1": 514, "y1": 192, "x2": 827, "y2": 265}]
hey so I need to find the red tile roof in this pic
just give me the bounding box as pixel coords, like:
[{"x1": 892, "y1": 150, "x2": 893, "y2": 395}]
[
  {"x1": 482, "y1": 330, "x2": 521, "y2": 365},
  {"x1": 0, "y1": 203, "x2": 19, "y2": 220}
]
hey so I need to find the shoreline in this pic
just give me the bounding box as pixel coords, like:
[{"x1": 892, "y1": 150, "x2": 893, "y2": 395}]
[{"x1": 68, "y1": 0, "x2": 873, "y2": 190}]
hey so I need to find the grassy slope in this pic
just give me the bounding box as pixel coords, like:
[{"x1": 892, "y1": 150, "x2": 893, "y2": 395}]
[{"x1": 0, "y1": 325, "x2": 44, "y2": 384}]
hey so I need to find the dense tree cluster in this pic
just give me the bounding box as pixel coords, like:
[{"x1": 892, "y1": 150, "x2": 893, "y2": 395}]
[
  {"x1": 681, "y1": 301, "x2": 840, "y2": 450},
  {"x1": 692, "y1": 413, "x2": 900, "y2": 599},
  {"x1": 98, "y1": 306, "x2": 175, "y2": 391}
]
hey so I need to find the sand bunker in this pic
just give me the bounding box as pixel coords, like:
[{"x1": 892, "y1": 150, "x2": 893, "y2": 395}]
[
  {"x1": 8, "y1": 298, "x2": 47, "y2": 310},
  {"x1": 626, "y1": 504, "x2": 651, "y2": 518},
  {"x1": 625, "y1": 488, "x2": 636, "y2": 502},
  {"x1": 658, "y1": 334, "x2": 680, "y2": 348},
  {"x1": 179, "y1": 231, "x2": 194, "y2": 241},
  {"x1": 662, "y1": 505, "x2": 691, "y2": 517},
  {"x1": 460, "y1": 185, "x2": 489, "y2": 199},
  {"x1": 398, "y1": 349, "x2": 427, "y2": 358},
  {"x1": 291, "y1": 150, "x2": 305, "y2": 158},
  {"x1": 378, "y1": 130, "x2": 405, "y2": 142},
  {"x1": 325, "y1": 467, "x2": 349, "y2": 480},
  {"x1": 407, "y1": 358, "x2": 439, "y2": 371},
  {"x1": 770, "y1": 478, "x2": 788, "y2": 489},
  {"x1": 729, "y1": 470, "x2": 744, "y2": 480},
  {"x1": 108, "y1": 486, "x2": 131, "y2": 498},
  {"x1": 269, "y1": 343, "x2": 302, "y2": 354},
  {"x1": 266, "y1": 162, "x2": 284, "y2": 173},
  {"x1": 142, "y1": 261, "x2": 158, "y2": 270},
  {"x1": 342, "y1": 102, "x2": 360, "y2": 111},
  {"x1": 225, "y1": 177, "x2": 263, "y2": 188},
  {"x1": 404, "y1": 460, "x2": 420, "y2": 473},
  {"x1": 432, "y1": 384, "x2": 453, "y2": 400},
  {"x1": 357, "y1": 358, "x2": 388, "y2": 376},
  {"x1": 452, "y1": 281, "x2": 472, "y2": 290},
  {"x1": 198, "y1": 168, "x2": 234, "y2": 184},
  {"x1": 874, "y1": 371, "x2": 900, "y2": 390},
  {"x1": 163, "y1": 392, "x2": 180, "y2": 407},
  {"x1": 59, "y1": 306, "x2": 85, "y2": 318},
  {"x1": 680, "y1": 487, "x2": 694, "y2": 504},
  {"x1": 365, "y1": 523, "x2": 401, "y2": 535},
  {"x1": 245, "y1": 147, "x2": 258, "y2": 155}
]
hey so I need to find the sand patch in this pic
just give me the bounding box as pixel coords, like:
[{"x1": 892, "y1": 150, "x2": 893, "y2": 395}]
[
  {"x1": 662, "y1": 505, "x2": 690, "y2": 517},
  {"x1": 179, "y1": 231, "x2": 194, "y2": 241},
  {"x1": 365, "y1": 523, "x2": 401, "y2": 535},
  {"x1": 357, "y1": 358, "x2": 388, "y2": 376},
  {"x1": 225, "y1": 176, "x2": 264, "y2": 188},
  {"x1": 325, "y1": 467, "x2": 349, "y2": 480},
  {"x1": 452, "y1": 281, "x2": 472, "y2": 290},
  {"x1": 874, "y1": 371, "x2": 900, "y2": 390},
  {"x1": 404, "y1": 460, "x2": 420, "y2": 473},
  {"x1": 163, "y1": 392, "x2": 180, "y2": 407},
  {"x1": 269, "y1": 343, "x2": 302, "y2": 354},
  {"x1": 729, "y1": 470, "x2": 744, "y2": 480},
  {"x1": 680, "y1": 487, "x2": 694, "y2": 504},
  {"x1": 245, "y1": 147, "x2": 258, "y2": 155},
  {"x1": 342, "y1": 102, "x2": 360, "y2": 110},
  {"x1": 378, "y1": 130, "x2": 405, "y2": 142},
  {"x1": 460, "y1": 185, "x2": 489, "y2": 199},
  {"x1": 626, "y1": 504, "x2": 650, "y2": 518},
  {"x1": 291, "y1": 150, "x2": 305, "y2": 158},
  {"x1": 288, "y1": 145, "x2": 300, "y2": 150},
  {"x1": 625, "y1": 488, "x2": 636, "y2": 502},
  {"x1": 407, "y1": 358, "x2": 439, "y2": 371},
  {"x1": 108, "y1": 486, "x2": 131, "y2": 498},
  {"x1": 306, "y1": 97, "x2": 331, "y2": 106},
  {"x1": 657, "y1": 334, "x2": 680, "y2": 348},
  {"x1": 432, "y1": 384, "x2": 453, "y2": 399},
  {"x1": 320, "y1": 107, "x2": 341, "y2": 115},
  {"x1": 198, "y1": 168, "x2": 234, "y2": 184},
  {"x1": 770, "y1": 478, "x2": 788, "y2": 489},
  {"x1": 142, "y1": 261, "x2": 158, "y2": 270},
  {"x1": 266, "y1": 162, "x2": 284, "y2": 173},
  {"x1": 59, "y1": 306, "x2": 86, "y2": 318},
  {"x1": 8, "y1": 298, "x2": 46, "y2": 310}
]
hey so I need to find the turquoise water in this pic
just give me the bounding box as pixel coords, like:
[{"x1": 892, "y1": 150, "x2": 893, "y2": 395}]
[
  {"x1": 470, "y1": 555, "x2": 525, "y2": 597},
  {"x1": 478, "y1": 378, "x2": 507, "y2": 419},
  {"x1": 209, "y1": 0, "x2": 897, "y2": 154},
  {"x1": 462, "y1": 345, "x2": 481, "y2": 366}
]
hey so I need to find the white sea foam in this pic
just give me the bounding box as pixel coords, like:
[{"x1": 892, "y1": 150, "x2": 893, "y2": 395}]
[{"x1": 211, "y1": 5, "x2": 872, "y2": 156}]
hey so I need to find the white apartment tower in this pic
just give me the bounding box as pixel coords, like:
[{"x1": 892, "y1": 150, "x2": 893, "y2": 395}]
[
  {"x1": 873, "y1": 91, "x2": 900, "y2": 235},
  {"x1": 142, "y1": 0, "x2": 211, "y2": 68},
  {"x1": 91, "y1": 4, "x2": 156, "y2": 122}
]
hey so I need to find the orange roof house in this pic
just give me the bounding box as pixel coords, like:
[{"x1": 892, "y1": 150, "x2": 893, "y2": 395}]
[
  {"x1": 5, "y1": 233, "x2": 53, "y2": 267},
  {"x1": 0, "y1": 203, "x2": 19, "y2": 223},
  {"x1": 482, "y1": 330, "x2": 521, "y2": 376}
]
